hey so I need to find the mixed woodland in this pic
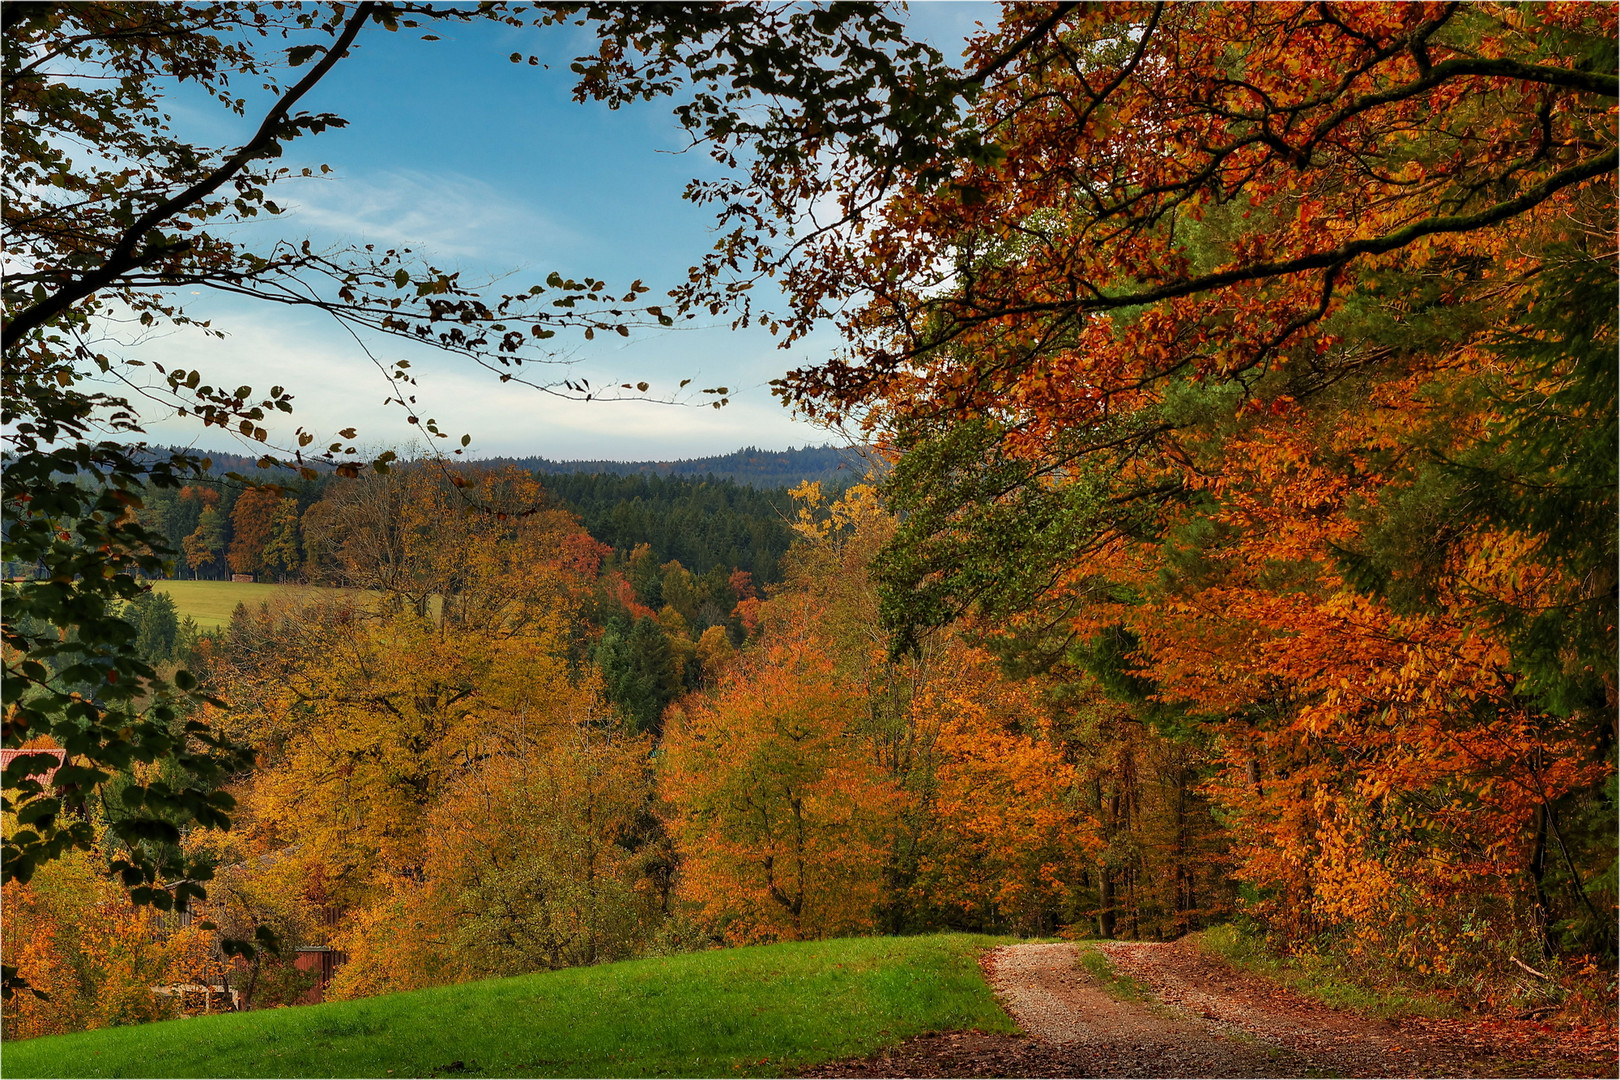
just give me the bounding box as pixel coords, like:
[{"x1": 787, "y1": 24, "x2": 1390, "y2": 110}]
[
  {"x1": 6, "y1": 465, "x2": 1232, "y2": 1034},
  {"x1": 3, "y1": 0, "x2": 1616, "y2": 1046}
]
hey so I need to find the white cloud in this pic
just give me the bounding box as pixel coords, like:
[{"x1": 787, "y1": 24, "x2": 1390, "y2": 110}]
[
  {"x1": 88, "y1": 308, "x2": 409, "y2": 455},
  {"x1": 453, "y1": 386, "x2": 838, "y2": 460},
  {"x1": 271, "y1": 168, "x2": 582, "y2": 264},
  {"x1": 95, "y1": 300, "x2": 836, "y2": 462}
]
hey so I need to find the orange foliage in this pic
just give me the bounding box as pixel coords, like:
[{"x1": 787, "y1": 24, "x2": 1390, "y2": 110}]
[
  {"x1": 771, "y1": 2, "x2": 1615, "y2": 975},
  {"x1": 226, "y1": 486, "x2": 282, "y2": 576},
  {"x1": 667, "y1": 483, "x2": 1133, "y2": 941},
  {"x1": 199, "y1": 468, "x2": 671, "y2": 1000},
  {"x1": 1, "y1": 846, "x2": 219, "y2": 1040},
  {"x1": 908, "y1": 642, "x2": 1100, "y2": 934},
  {"x1": 1049, "y1": 379, "x2": 1608, "y2": 958}
]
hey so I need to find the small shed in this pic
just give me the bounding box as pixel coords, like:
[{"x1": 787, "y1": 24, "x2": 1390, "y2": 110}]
[{"x1": 293, "y1": 946, "x2": 347, "y2": 1004}]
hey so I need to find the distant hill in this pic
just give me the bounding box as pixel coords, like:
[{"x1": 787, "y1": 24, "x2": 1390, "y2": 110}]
[
  {"x1": 486, "y1": 444, "x2": 876, "y2": 488},
  {"x1": 133, "y1": 445, "x2": 285, "y2": 476},
  {"x1": 140, "y1": 443, "x2": 877, "y2": 488}
]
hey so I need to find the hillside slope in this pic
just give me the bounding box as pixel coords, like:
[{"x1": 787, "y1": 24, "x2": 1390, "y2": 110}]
[
  {"x1": 479, "y1": 444, "x2": 872, "y2": 488},
  {"x1": 4, "y1": 935, "x2": 1014, "y2": 1079}
]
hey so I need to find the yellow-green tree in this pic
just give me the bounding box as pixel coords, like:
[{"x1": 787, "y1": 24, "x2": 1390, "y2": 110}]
[{"x1": 662, "y1": 640, "x2": 905, "y2": 944}]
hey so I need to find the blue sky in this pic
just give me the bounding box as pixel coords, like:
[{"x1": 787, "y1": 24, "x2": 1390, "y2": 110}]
[{"x1": 120, "y1": 3, "x2": 997, "y2": 461}]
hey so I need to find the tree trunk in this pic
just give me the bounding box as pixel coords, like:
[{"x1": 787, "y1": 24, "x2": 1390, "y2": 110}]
[
  {"x1": 1099, "y1": 865, "x2": 1116, "y2": 938},
  {"x1": 1529, "y1": 803, "x2": 1553, "y2": 960}
]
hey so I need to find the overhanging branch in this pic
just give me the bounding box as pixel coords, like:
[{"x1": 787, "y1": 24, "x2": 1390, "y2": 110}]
[{"x1": 2, "y1": 2, "x2": 378, "y2": 352}]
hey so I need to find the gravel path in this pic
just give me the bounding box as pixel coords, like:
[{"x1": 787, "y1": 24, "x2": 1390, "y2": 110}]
[
  {"x1": 985, "y1": 941, "x2": 1281, "y2": 1077},
  {"x1": 798, "y1": 939, "x2": 1617, "y2": 1079},
  {"x1": 1095, "y1": 939, "x2": 1615, "y2": 1078}
]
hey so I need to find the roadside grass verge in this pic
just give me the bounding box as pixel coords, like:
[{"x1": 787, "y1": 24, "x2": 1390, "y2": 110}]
[
  {"x1": 4, "y1": 934, "x2": 1017, "y2": 1079},
  {"x1": 1076, "y1": 946, "x2": 1155, "y2": 1005},
  {"x1": 1197, "y1": 924, "x2": 1460, "y2": 1020},
  {"x1": 150, "y1": 580, "x2": 347, "y2": 629}
]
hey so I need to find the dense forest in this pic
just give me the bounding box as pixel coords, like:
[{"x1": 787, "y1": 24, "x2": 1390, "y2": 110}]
[
  {"x1": 10, "y1": 468, "x2": 1208, "y2": 1030},
  {"x1": 10, "y1": 464, "x2": 802, "y2": 590},
  {"x1": 497, "y1": 444, "x2": 867, "y2": 488},
  {"x1": 137, "y1": 443, "x2": 865, "y2": 489}
]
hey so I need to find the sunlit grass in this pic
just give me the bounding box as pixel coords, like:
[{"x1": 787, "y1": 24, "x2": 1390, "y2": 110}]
[
  {"x1": 150, "y1": 580, "x2": 350, "y2": 629},
  {"x1": 5, "y1": 934, "x2": 1017, "y2": 1079},
  {"x1": 1076, "y1": 944, "x2": 1156, "y2": 1005}
]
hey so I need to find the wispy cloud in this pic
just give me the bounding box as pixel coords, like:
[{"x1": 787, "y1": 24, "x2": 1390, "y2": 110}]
[
  {"x1": 97, "y1": 299, "x2": 832, "y2": 461},
  {"x1": 275, "y1": 168, "x2": 582, "y2": 264}
]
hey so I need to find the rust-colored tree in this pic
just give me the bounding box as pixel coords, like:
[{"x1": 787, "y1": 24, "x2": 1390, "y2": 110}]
[
  {"x1": 226, "y1": 487, "x2": 282, "y2": 578},
  {"x1": 764, "y1": 1, "x2": 1615, "y2": 985}
]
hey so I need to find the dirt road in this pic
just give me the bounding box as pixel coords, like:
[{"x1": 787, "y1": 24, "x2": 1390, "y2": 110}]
[{"x1": 800, "y1": 940, "x2": 1616, "y2": 1078}]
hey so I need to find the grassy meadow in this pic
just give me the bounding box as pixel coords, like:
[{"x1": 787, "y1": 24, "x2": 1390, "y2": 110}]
[
  {"x1": 4, "y1": 934, "x2": 1017, "y2": 1079},
  {"x1": 150, "y1": 580, "x2": 346, "y2": 630}
]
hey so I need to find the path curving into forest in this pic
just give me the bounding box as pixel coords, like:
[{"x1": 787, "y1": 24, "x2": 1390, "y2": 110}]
[{"x1": 799, "y1": 940, "x2": 1616, "y2": 1078}]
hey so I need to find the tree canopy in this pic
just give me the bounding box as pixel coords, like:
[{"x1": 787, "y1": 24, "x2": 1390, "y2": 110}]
[
  {"x1": 765, "y1": 2, "x2": 1617, "y2": 964},
  {"x1": 0, "y1": 0, "x2": 972, "y2": 996}
]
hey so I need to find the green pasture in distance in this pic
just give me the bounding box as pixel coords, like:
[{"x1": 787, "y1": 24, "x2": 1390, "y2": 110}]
[
  {"x1": 149, "y1": 580, "x2": 349, "y2": 630},
  {"x1": 4, "y1": 933, "x2": 1017, "y2": 1079}
]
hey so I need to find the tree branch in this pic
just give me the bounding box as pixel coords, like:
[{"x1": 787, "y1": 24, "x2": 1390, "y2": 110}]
[
  {"x1": 961, "y1": 2, "x2": 1081, "y2": 90},
  {"x1": 956, "y1": 146, "x2": 1618, "y2": 323},
  {"x1": 3, "y1": 2, "x2": 378, "y2": 352}
]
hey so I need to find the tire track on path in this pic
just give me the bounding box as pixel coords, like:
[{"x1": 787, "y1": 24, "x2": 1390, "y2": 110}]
[{"x1": 800, "y1": 939, "x2": 1615, "y2": 1078}]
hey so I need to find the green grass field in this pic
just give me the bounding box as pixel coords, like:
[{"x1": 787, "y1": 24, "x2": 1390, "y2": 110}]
[
  {"x1": 150, "y1": 580, "x2": 345, "y2": 630},
  {"x1": 4, "y1": 934, "x2": 1017, "y2": 1079}
]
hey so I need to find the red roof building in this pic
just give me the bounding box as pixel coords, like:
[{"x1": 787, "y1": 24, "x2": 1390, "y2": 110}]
[{"x1": 1, "y1": 746, "x2": 67, "y2": 787}]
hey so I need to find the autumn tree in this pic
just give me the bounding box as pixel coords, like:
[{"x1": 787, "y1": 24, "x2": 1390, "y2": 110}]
[
  {"x1": 2, "y1": 2, "x2": 972, "y2": 983},
  {"x1": 180, "y1": 507, "x2": 227, "y2": 581},
  {"x1": 0, "y1": 842, "x2": 219, "y2": 1039},
  {"x1": 694, "y1": 624, "x2": 736, "y2": 686},
  {"x1": 211, "y1": 468, "x2": 608, "y2": 886},
  {"x1": 225, "y1": 487, "x2": 282, "y2": 578},
  {"x1": 773, "y1": 3, "x2": 1616, "y2": 417},
  {"x1": 901, "y1": 640, "x2": 1100, "y2": 937},
  {"x1": 664, "y1": 482, "x2": 1140, "y2": 942},
  {"x1": 208, "y1": 598, "x2": 663, "y2": 1000},
  {"x1": 762, "y1": 2, "x2": 1616, "y2": 975},
  {"x1": 180, "y1": 834, "x2": 325, "y2": 1012},
  {"x1": 662, "y1": 641, "x2": 905, "y2": 944},
  {"x1": 137, "y1": 483, "x2": 223, "y2": 571},
  {"x1": 193, "y1": 466, "x2": 676, "y2": 1001},
  {"x1": 343, "y1": 727, "x2": 664, "y2": 994},
  {"x1": 258, "y1": 498, "x2": 304, "y2": 582}
]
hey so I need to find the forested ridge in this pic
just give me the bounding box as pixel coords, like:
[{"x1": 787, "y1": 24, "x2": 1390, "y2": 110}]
[
  {"x1": 128, "y1": 443, "x2": 864, "y2": 489},
  {"x1": 1, "y1": 465, "x2": 801, "y2": 587},
  {"x1": 3, "y1": 0, "x2": 1615, "y2": 1053},
  {"x1": 495, "y1": 443, "x2": 866, "y2": 488},
  {"x1": 0, "y1": 447, "x2": 819, "y2": 588}
]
